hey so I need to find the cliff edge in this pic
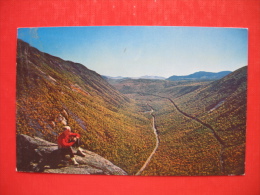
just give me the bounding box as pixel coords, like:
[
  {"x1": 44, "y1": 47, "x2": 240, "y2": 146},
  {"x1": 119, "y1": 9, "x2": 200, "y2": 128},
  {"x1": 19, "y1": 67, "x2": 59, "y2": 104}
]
[{"x1": 16, "y1": 134, "x2": 127, "y2": 175}]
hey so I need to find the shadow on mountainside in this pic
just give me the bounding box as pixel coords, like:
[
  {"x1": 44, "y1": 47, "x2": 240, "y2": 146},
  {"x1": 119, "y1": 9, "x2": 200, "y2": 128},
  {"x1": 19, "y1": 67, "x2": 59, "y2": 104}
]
[{"x1": 16, "y1": 134, "x2": 127, "y2": 175}]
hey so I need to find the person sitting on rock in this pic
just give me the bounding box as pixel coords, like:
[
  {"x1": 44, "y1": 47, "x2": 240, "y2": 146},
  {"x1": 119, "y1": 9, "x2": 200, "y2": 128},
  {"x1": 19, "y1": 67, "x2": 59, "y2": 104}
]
[{"x1": 57, "y1": 126, "x2": 86, "y2": 165}]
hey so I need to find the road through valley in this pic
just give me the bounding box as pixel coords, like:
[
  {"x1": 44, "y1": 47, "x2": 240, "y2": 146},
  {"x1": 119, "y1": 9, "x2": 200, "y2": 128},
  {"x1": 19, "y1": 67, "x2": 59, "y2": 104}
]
[{"x1": 135, "y1": 106, "x2": 159, "y2": 175}]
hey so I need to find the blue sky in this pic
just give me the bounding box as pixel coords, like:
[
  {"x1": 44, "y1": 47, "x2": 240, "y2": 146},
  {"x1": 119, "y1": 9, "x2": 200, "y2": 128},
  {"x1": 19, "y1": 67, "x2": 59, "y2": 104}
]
[{"x1": 18, "y1": 26, "x2": 248, "y2": 77}]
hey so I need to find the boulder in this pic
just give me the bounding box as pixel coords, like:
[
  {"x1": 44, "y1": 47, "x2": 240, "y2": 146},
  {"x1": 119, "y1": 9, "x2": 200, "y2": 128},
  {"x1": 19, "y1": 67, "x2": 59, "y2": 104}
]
[{"x1": 16, "y1": 134, "x2": 127, "y2": 175}]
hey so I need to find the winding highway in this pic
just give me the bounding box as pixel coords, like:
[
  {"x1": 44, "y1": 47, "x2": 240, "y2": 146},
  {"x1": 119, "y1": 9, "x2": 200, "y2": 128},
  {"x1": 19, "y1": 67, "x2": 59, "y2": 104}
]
[
  {"x1": 153, "y1": 95, "x2": 226, "y2": 174},
  {"x1": 135, "y1": 94, "x2": 227, "y2": 175}
]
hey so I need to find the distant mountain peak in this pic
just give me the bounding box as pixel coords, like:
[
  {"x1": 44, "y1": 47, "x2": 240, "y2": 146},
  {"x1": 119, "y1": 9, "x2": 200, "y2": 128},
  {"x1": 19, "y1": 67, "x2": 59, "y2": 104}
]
[
  {"x1": 103, "y1": 75, "x2": 166, "y2": 80},
  {"x1": 167, "y1": 71, "x2": 232, "y2": 81},
  {"x1": 138, "y1": 75, "x2": 166, "y2": 80}
]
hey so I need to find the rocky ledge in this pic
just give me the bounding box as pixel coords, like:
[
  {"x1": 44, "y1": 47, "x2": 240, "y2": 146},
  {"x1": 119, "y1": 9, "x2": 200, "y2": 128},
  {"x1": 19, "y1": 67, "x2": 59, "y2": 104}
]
[{"x1": 16, "y1": 134, "x2": 127, "y2": 175}]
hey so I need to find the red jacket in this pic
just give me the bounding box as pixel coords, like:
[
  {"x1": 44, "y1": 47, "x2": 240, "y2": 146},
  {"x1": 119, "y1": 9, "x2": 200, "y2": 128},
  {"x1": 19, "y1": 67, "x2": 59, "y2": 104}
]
[{"x1": 57, "y1": 129, "x2": 80, "y2": 148}]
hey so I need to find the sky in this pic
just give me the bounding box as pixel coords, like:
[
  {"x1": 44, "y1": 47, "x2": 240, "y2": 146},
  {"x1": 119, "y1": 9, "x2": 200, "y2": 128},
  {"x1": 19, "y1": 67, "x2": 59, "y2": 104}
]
[{"x1": 17, "y1": 26, "x2": 248, "y2": 78}]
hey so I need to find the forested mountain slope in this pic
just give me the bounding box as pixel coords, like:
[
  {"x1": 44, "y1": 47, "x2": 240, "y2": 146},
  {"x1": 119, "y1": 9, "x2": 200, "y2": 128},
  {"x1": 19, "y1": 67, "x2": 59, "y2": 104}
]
[
  {"x1": 16, "y1": 39, "x2": 247, "y2": 176},
  {"x1": 110, "y1": 66, "x2": 247, "y2": 175},
  {"x1": 172, "y1": 66, "x2": 247, "y2": 174},
  {"x1": 16, "y1": 39, "x2": 154, "y2": 174}
]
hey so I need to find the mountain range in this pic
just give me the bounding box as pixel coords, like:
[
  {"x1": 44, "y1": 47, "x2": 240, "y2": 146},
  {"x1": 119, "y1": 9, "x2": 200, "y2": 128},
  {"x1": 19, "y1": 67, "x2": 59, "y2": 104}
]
[
  {"x1": 16, "y1": 39, "x2": 246, "y2": 176},
  {"x1": 103, "y1": 75, "x2": 166, "y2": 80},
  {"x1": 167, "y1": 71, "x2": 232, "y2": 81},
  {"x1": 103, "y1": 71, "x2": 231, "y2": 82},
  {"x1": 108, "y1": 66, "x2": 247, "y2": 176}
]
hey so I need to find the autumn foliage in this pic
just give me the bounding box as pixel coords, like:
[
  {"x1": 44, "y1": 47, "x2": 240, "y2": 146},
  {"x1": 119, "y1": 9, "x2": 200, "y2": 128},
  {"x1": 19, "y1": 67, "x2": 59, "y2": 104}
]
[
  {"x1": 16, "y1": 39, "x2": 247, "y2": 176},
  {"x1": 16, "y1": 40, "x2": 154, "y2": 175}
]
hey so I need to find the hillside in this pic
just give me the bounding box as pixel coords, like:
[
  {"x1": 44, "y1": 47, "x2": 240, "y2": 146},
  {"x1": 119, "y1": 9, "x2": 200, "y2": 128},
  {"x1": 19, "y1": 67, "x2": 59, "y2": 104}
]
[
  {"x1": 107, "y1": 78, "x2": 211, "y2": 96},
  {"x1": 16, "y1": 39, "x2": 246, "y2": 176},
  {"x1": 16, "y1": 39, "x2": 155, "y2": 175},
  {"x1": 167, "y1": 71, "x2": 231, "y2": 81},
  {"x1": 110, "y1": 67, "x2": 247, "y2": 175},
  {"x1": 172, "y1": 66, "x2": 247, "y2": 174}
]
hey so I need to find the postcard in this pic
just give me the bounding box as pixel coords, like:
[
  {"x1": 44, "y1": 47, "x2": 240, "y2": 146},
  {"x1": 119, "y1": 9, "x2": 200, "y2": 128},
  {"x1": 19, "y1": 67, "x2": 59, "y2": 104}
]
[{"x1": 16, "y1": 26, "x2": 247, "y2": 176}]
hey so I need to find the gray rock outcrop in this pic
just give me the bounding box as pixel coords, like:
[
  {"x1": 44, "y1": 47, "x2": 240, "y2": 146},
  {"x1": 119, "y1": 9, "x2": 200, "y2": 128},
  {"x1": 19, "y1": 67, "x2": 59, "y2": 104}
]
[{"x1": 16, "y1": 134, "x2": 127, "y2": 175}]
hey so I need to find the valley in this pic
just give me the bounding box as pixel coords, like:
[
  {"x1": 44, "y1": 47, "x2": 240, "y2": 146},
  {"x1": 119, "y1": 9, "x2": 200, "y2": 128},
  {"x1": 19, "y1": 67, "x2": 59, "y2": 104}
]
[
  {"x1": 16, "y1": 40, "x2": 155, "y2": 175},
  {"x1": 135, "y1": 105, "x2": 159, "y2": 176},
  {"x1": 16, "y1": 39, "x2": 247, "y2": 176},
  {"x1": 108, "y1": 66, "x2": 247, "y2": 176}
]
